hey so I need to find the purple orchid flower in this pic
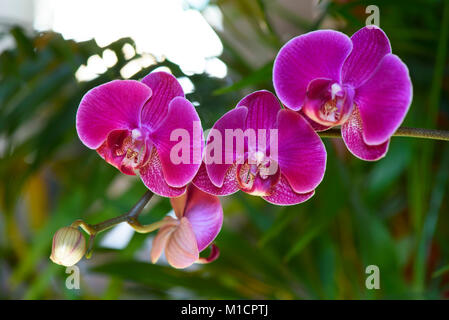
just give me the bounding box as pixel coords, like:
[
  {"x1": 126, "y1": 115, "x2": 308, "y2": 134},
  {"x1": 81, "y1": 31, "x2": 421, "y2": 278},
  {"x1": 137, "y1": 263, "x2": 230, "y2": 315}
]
[
  {"x1": 193, "y1": 90, "x2": 326, "y2": 206},
  {"x1": 273, "y1": 26, "x2": 412, "y2": 161},
  {"x1": 151, "y1": 184, "x2": 222, "y2": 269},
  {"x1": 76, "y1": 72, "x2": 203, "y2": 197}
]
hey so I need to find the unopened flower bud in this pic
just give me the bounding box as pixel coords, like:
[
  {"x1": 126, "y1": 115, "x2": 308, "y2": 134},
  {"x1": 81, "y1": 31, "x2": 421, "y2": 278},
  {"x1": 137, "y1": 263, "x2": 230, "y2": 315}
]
[{"x1": 50, "y1": 227, "x2": 86, "y2": 267}]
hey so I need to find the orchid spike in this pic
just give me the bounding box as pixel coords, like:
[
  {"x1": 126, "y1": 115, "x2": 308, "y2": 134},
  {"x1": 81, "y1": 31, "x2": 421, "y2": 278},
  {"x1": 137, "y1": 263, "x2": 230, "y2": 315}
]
[
  {"x1": 76, "y1": 72, "x2": 203, "y2": 197},
  {"x1": 273, "y1": 26, "x2": 412, "y2": 161}
]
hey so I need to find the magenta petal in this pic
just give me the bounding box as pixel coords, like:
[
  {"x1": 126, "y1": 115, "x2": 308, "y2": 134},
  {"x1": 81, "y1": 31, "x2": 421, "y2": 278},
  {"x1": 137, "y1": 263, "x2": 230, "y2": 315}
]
[
  {"x1": 263, "y1": 175, "x2": 315, "y2": 205},
  {"x1": 140, "y1": 71, "x2": 184, "y2": 129},
  {"x1": 236, "y1": 90, "x2": 280, "y2": 131},
  {"x1": 76, "y1": 80, "x2": 151, "y2": 149},
  {"x1": 96, "y1": 130, "x2": 134, "y2": 175},
  {"x1": 355, "y1": 54, "x2": 412, "y2": 145},
  {"x1": 341, "y1": 108, "x2": 389, "y2": 161},
  {"x1": 276, "y1": 110, "x2": 326, "y2": 193},
  {"x1": 236, "y1": 90, "x2": 281, "y2": 153},
  {"x1": 205, "y1": 107, "x2": 248, "y2": 187},
  {"x1": 342, "y1": 26, "x2": 391, "y2": 87},
  {"x1": 273, "y1": 30, "x2": 352, "y2": 111},
  {"x1": 182, "y1": 185, "x2": 223, "y2": 252},
  {"x1": 197, "y1": 244, "x2": 220, "y2": 264},
  {"x1": 193, "y1": 163, "x2": 239, "y2": 196},
  {"x1": 140, "y1": 148, "x2": 187, "y2": 197},
  {"x1": 150, "y1": 97, "x2": 203, "y2": 188}
]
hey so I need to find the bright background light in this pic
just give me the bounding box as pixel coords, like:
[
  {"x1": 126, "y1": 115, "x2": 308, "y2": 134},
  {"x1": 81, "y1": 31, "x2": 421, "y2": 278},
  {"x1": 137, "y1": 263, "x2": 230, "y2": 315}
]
[{"x1": 33, "y1": 0, "x2": 226, "y2": 79}]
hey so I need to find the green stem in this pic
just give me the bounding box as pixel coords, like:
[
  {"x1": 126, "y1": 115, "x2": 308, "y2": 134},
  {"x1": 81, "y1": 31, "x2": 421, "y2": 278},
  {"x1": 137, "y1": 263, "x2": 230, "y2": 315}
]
[
  {"x1": 127, "y1": 218, "x2": 172, "y2": 233},
  {"x1": 72, "y1": 190, "x2": 155, "y2": 236},
  {"x1": 318, "y1": 126, "x2": 449, "y2": 141},
  {"x1": 71, "y1": 190, "x2": 163, "y2": 259}
]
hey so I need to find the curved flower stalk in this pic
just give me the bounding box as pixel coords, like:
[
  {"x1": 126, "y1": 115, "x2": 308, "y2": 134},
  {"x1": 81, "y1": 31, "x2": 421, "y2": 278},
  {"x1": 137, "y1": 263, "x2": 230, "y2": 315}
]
[
  {"x1": 193, "y1": 90, "x2": 327, "y2": 205},
  {"x1": 151, "y1": 185, "x2": 223, "y2": 269},
  {"x1": 76, "y1": 71, "x2": 203, "y2": 197},
  {"x1": 273, "y1": 26, "x2": 412, "y2": 161},
  {"x1": 51, "y1": 186, "x2": 222, "y2": 268}
]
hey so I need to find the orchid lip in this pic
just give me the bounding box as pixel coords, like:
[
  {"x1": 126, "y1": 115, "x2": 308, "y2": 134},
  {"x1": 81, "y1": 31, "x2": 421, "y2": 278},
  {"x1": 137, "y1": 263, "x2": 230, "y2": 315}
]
[
  {"x1": 107, "y1": 127, "x2": 152, "y2": 173},
  {"x1": 236, "y1": 151, "x2": 280, "y2": 196},
  {"x1": 303, "y1": 79, "x2": 355, "y2": 127}
]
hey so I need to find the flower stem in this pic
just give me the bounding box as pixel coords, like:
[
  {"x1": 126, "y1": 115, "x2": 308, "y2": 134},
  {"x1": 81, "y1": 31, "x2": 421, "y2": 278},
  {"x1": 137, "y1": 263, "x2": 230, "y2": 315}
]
[
  {"x1": 127, "y1": 218, "x2": 172, "y2": 233},
  {"x1": 71, "y1": 190, "x2": 159, "y2": 258},
  {"x1": 72, "y1": 190, "x2": 155, "y2": 236},
  {"x1": 318, "y1": 126, "x2": 449, "y2": 141}
]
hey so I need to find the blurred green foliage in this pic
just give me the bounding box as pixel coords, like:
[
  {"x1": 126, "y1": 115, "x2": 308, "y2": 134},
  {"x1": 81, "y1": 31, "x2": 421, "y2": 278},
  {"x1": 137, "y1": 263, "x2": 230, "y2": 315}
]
[{"x1": 1, "y1": 0, "x2": 449, "y2": 299}]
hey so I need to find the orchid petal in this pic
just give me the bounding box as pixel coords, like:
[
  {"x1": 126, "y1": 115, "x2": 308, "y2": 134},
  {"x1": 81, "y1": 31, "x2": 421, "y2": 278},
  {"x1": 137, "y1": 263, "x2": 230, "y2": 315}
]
[
  {"x1": 236, "y1": 90, "x2": 281, "y2": 154},
  {"x1": 151, "y1": 97, "x2": 203, "y2": 188},
  {"x1": 355, "y1": 54, "x2": 412, "y2": 145},
  {"x1": 342, "y1": 26, "x2": 391, "y2": 87},
  {"x1": 140, "y1": 148, "x2": 186, "y2": 197},
  {"x1": 96, "y1": 130, "x2": 135, "y2": 175},
  {"x1": 150, "y1": 217, "x2": 178, "y2": 264},
  {"x1": 165, "y1": 217, "x2": 199, "y2": 269},
  {"x1": 197, "y1": 244, "x2": 220, "y2": 264},
  {"x1": 237, "y1": 90, "x2": 280, "y2": 131},
  {"x1": 183, "y1": 185, "x2": 223, "y2": 252},
  {"x1": 76, "y1": 80, "x2": 151, "y2": 149},
  {"x1": 170, "y1": 193, "x2": 187, "y2": 220},
  {"x1": 276, "y1": 110, "x2": 326, "y2": 193},
  {"x1": 140, "y1": 71, "x2": 184, "y2": 129},
  {"x1": 341, "y1": 108, "x2": 389, "y2": 161},
  {"x1": 273, "y1": 30, "x2": 352, "y2": 111},
  {"x1": 263, "y1": 175, "x2": 315, "y2": 205},
  {"x1": 205, "y1": 107, "x2": 248, "y2": 187},
  {"x1": 193, "y1": 163, "x2": 239, "y2": 196}
]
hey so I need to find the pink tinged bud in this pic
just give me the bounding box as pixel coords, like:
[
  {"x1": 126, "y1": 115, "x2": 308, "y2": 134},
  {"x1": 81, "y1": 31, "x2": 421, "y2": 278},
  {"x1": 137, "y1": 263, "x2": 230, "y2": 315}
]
[{"x1": 50, "y1": 227, "x2": 86, "y2": 267}]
